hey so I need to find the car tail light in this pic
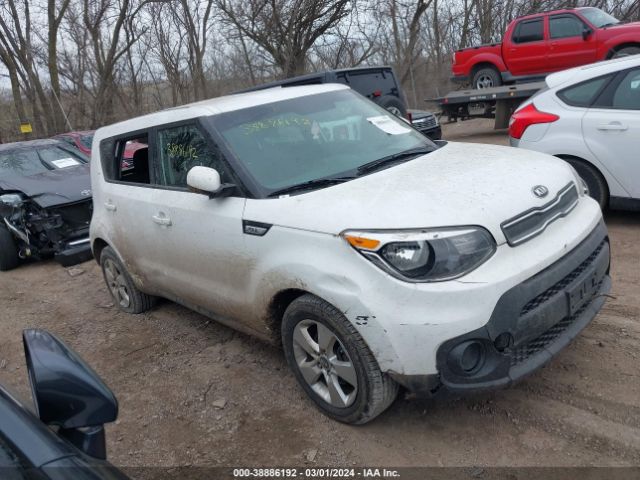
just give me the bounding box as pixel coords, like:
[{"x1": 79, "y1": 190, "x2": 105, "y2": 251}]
[{"x1": 509, "y1": 103, "x2": 559, "y2": 140}]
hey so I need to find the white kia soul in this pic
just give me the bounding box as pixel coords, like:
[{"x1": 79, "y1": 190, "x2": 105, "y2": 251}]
[{"x1": 90, "y1": 84, "x2": 610, "y2": 424}]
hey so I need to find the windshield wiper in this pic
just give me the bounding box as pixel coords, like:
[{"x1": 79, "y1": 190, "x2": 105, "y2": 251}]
[
  {"x1": 357, "y1": 146, "x2": 434, "y2": 174},
  {"x1": 267, "y1": 176, "x2": 356, "y2": 197},
  {"x1": 600, "y1": 22, "x2": 619, "y2": 28}
]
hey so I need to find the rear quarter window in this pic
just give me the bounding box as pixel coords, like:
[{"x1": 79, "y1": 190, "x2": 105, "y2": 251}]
[{"x1": 557, "y1": 75, "x2": 612, "y2": 107}]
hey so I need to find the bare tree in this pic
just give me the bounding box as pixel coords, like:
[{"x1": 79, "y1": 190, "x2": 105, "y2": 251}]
[
  {"x1": 178, "y1": 0, "x2": 215, "y2": 100},
  {"x1": 217, "y1": 0, "x2": 352, "y2": 77},
  {"x1": 81, "y1": 0, "x2": 153, "y2": 126}
]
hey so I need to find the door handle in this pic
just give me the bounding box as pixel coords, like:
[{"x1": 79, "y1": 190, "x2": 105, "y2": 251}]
[
  {"x1": 104, "y1": 201, "x2": 117, "y2": 212},
  {"x1": 597, "y1": 122, "x2": 628, "y2": 131},
  {"x1": 152, "y1": 213, "x2": 172, "y2": 226}
]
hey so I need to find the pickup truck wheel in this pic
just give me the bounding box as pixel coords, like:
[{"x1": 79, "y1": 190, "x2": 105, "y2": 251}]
[
  {"x1": 282, "y1": 294, "x2": 398, "y2": 424},
  {"x1": 376, "y1": 95, "x2": 407, "y2": 118},
  {"x1": 612, "y1": 46, "x2": 640, "y2": 58},
  {"x1": 473, "y1": 67, "x2": 502, "y2": 89},
  {"x1": 565, "y1": 159, "x2": 608, "y2": 210},
  {"x1": 100, "y1": 247, "x2": 157, "y2": 314},
  {"x1": 0, "y1": 226, "x2": 20, "y2": 271}
]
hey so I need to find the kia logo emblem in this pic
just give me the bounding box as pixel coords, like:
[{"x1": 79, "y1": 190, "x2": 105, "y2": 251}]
[
  {"x1": 532, "y1": 185, "x2": 549, "y2": 198},
  {"x1": 80, "y1": 189, "x2": 92, "y2": 197}
]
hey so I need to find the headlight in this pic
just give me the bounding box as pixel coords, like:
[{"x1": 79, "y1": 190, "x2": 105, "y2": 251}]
[
  {"x1": 0, "y1": 193, "x2": 24, "y2": 207},
  {"x1": 343, "y1": 227, "x2": 496, "y2": 282}
]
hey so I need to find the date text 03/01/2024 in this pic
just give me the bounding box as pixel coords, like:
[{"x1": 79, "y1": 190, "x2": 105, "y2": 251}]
[{"x1": 233, "y1": 468, "x2": 401, "y2": 478}]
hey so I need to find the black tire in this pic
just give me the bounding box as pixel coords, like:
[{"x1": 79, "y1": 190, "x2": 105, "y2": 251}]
[
  {"x1": 565, "y1": 159, "x2": 608, "y2": 210},
  {"x1": 282, "y1": 294, "x2": 398, "y2": 424},
  {"x1": 612, "y1": 46, "x2": 640, "y2": 58},
  {"x1": 100, "y1": 246, "x2": 156, "y2": 314},
  {"x1": 376, "y1": 95, "x2": 407, "y2": 118},
  {"x1": 472, "y1": 66, "x2": 502, "y2": 89},
  {"x1": 0, "y1": 225, "x2": 20, "y2": 271}
]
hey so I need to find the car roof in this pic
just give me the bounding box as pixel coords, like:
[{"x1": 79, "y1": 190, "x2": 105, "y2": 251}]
[
  {"x1": 515, "y1": 8, "x2": 579, "y2": 22},
  {"x1": 95, "y1": 84, "x2": 349, "y2": 141},
  {"x1": 0, "y1": 138, "x2": 66, "y2": 153},
  {"x1": 545, "y1": 55, "x2": 640, "y2": 89}
]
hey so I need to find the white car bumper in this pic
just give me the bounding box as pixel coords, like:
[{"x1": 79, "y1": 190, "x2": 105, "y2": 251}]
[{"x1": 320, "y1": 198, "x2": 608, "y2": 394}]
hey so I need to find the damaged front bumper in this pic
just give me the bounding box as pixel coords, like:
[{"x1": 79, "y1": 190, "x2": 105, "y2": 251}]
[
  {"x1": 1, "y1": 196, "x2": 93, "y2": 267},
  {"x1": 54, "y1": 236, "x2": 93, "y2": 267},
  {"x1": 391, "y1": 220, "x2": 610, "y2": 396}
]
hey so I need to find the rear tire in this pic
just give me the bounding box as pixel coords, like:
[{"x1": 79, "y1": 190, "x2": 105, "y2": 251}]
[
  {"x1": 612, "y1": 46, "x2": 640, "y2": 58},
  {"x1": 376, "y1": 95, "x2": 407, "y2": 118},
  {"x1": 0, "y1": 226, "x2": 20, "y2": 271},
  {"x1": 565, "y1": 159, "x2": 608, "y2": 210},
  {"x1": 282, "y1": 294, "x2": 398, "y2": 424},
  {"x1": 472, "y1": 67, "x2": 502, "y2": 89},
  {"x1": 100, "y1": 246, "x2": 156, "y2": 314}
]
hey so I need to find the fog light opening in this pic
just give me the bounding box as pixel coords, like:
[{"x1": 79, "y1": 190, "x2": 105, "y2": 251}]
[
  {"x1": 447, "y1": 340, "x2": 487, "y2": 376},
  {"x1": 460, "y1": 342, "x2": 483, "y2": 372}
]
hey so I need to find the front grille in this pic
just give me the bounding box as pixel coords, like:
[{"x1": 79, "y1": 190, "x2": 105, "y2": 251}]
[
  {"x1": 501, "y1": 183, "x2": 579, "y2": 246},
  {"x1": 413, "y1": 116, "x2": 437, "y2": 129},
  {"x1": 509, "y1": 283, "x2": 601, "y2": 366},
  {"x1": 520, "y1": 240, "x2": 606, "y2": 316},
  {"x1": 509, "y1": 239, "x2": 607, "y2": 366}
]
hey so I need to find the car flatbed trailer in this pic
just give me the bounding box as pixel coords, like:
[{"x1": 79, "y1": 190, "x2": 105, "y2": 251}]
[{"x1": 431, "y1": 81, "x2": 547, "y2": 129}]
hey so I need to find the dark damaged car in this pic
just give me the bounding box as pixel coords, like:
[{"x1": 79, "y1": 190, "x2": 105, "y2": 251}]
[{"x1": 0, "y1": 139, "x2": 93, "y2": 271}]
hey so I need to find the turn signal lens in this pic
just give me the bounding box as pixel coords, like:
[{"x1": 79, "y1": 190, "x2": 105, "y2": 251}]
[
  {"x1": 509, "y1": 103, "x2": 559, "y2": 140},
  {"x1": 344, "y1": 235, "x2": 380, "y2": 250}
]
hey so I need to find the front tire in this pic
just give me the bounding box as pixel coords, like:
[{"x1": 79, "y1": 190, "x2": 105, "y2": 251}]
[
  {"x1": 100, "y1": 246, "x2": 156, "y2": 314},
  {"x1": 565, "y1": 159, "x2": 608, "y2": 210},
  {"x1": 282, "y1": 294, "x2": 398, "y2": 424},
  {"x1": 472, "y1": 67, "x2": 502, "y2": 89},
  {"x1": 0, "y1": 225, "x2": 20, "y2": 271}
]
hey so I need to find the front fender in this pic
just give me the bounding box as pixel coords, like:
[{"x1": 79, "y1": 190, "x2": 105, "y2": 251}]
[
  {"x1": 601, "y1": 35, "x2": 640, "y2": 57},
  {"x1": 246, "y1": 227, "x2": 403, "y2": 373}
]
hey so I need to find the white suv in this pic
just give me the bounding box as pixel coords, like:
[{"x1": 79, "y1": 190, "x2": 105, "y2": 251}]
[
  {"x1": 510, "y1": 55, "x2": 640, "y2": 210},
  {"x1": 91, "y1": 84, "x2": 610, "y2": 424}
]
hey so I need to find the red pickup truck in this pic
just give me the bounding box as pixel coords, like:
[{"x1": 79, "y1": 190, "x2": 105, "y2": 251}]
[{"x1": 452, "y1": 7, "x2": 640, "y2": 89}]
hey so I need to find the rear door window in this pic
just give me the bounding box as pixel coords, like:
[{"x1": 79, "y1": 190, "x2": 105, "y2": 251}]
[
  {"x1": 513, "y1": 18, "x2": 544, "y2": 43},
  {"x1": 100, "y1": 133, "x2": 151, "y2": 185},
  {"x1": 611, "y1": 69, "x2": 640, "y2": 110}
]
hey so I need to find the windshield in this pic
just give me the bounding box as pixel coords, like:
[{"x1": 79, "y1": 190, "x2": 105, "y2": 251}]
[
  {"x1": 580, "y1": 8, "x2": 619, "y2": 28},
  {"x1": 210, "y1": 89, "x2": 434, "y2": 195},
  {"x1": 0, "y1": 146, "x2": 87, "y2": 177}
]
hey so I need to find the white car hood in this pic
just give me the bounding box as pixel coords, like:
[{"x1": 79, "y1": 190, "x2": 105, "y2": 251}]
[{"x1": 244, "y1": 142, "x2": 577, "y2": 244}]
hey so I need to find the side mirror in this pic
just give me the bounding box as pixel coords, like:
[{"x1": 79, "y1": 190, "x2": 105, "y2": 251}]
[
  {"x1": 187, "y1": 166, "x2": 236, "y2": 198},
  {"x1": 582, "y1": 27, "x2": 592, "y2": 40},
  {"x1": 23, "y1": 329, "x2": 118, "y2": 459}
]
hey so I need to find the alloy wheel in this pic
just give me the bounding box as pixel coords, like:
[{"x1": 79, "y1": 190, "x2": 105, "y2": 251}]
[
  {"x1": 476, "y1": 75, "x2": 494, "y2": 89},
  {"x1": 292, "y1": 319, "x2": 358, "y2": 408},
  {"x1": 103, "y1": 259, "x2": 131, "y2": 309}
]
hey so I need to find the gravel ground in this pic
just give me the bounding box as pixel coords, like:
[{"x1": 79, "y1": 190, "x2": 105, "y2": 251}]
[{"x1": 1, "y1": 119, "x2": 639, "y2": 469}]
